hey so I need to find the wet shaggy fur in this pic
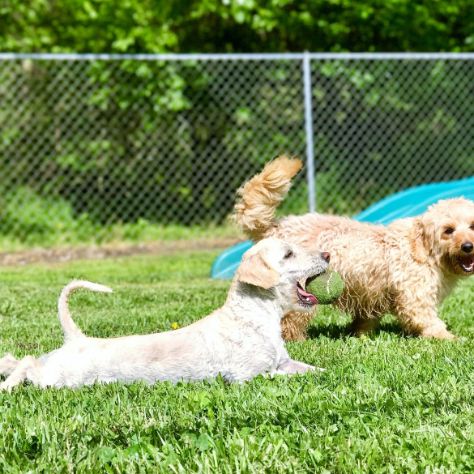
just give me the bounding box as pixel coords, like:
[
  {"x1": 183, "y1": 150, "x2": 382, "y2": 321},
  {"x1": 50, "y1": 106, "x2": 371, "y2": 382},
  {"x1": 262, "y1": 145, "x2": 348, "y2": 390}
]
[{"x1": 234, "y1": 156, "x2": 474, "y2": 341}]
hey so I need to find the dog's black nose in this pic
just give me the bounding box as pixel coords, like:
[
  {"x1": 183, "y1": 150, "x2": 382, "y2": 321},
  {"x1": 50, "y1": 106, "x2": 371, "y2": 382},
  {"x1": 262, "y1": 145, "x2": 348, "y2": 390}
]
[
  {"x1": 461, "y1": 242, "x2": 473, "y2": 253},
  {"x1": 321, "y1": 252, "x2": 330, "y2": 263}
]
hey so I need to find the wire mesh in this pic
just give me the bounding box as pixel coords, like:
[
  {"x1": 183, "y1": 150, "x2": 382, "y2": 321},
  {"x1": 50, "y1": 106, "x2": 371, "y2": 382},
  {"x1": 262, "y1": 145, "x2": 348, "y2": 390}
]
[
  {"x1": 311, "y1": 59, "x2": 474, "y2": 214},
  {"x1": 0, "y1": 54, "x2": 473, "y2": 246}
]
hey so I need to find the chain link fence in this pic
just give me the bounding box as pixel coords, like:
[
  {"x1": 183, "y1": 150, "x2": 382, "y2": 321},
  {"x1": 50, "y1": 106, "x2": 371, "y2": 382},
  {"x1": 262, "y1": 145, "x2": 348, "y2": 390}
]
[{"x1": 0, "y1": 53, "x2": 473, "y2": 248}]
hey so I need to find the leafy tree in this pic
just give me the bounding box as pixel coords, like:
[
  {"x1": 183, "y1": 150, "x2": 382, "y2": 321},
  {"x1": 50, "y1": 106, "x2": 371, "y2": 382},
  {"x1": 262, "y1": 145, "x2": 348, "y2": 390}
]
[
  {"x1": 2, "y1": 1, "x2": 474, "y2": 54},
  {"x1": 1, "y1": 1, "x2": 474, "y2": 240}
]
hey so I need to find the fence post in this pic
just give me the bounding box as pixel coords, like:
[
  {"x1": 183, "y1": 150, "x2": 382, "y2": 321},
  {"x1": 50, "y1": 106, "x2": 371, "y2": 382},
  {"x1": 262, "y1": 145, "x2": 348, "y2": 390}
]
[{"x1": 302, "y1": 51, "x2": 316, "y2": 212}]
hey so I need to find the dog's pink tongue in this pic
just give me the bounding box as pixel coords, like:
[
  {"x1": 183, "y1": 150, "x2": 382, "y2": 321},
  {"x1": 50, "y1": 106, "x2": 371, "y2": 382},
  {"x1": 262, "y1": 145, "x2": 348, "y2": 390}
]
[{"x1": 297, "y1": 286, "x2": 318, "y2": 305}]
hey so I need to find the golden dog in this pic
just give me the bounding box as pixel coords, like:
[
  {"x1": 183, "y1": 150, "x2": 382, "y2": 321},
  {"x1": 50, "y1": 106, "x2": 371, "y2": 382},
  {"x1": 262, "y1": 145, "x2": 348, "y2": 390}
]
[{"x1": 234, "y1": 156, "x2": 474, "y2": 340}]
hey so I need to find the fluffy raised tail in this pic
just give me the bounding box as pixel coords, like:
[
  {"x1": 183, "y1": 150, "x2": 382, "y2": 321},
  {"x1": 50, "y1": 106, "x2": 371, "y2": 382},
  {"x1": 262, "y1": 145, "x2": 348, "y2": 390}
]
[
  {"x1": 58, "y1": 280, "x2": 113, "y2": 341},
  {"x1": 233, "y1": 156, "x2": 303, "y2": 240}
]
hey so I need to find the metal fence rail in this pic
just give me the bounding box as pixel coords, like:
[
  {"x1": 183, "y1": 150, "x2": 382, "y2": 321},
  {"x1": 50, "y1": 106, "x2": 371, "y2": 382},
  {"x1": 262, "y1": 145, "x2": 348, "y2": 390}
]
[{"x1": 0, "y1": 53, "x2": 473, "y2": 246}]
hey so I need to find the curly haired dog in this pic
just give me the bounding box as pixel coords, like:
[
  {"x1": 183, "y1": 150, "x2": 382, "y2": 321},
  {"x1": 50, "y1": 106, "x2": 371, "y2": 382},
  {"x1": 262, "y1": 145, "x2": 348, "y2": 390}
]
[{"x1": 234, "y1": 156, "x2": 474, "y2": 341}]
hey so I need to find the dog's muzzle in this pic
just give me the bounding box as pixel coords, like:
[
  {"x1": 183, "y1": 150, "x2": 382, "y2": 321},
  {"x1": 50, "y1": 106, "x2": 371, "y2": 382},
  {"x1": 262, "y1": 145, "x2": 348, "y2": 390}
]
[{"x1": 457, "y1": 254, "x2": 474, "y2": 273}]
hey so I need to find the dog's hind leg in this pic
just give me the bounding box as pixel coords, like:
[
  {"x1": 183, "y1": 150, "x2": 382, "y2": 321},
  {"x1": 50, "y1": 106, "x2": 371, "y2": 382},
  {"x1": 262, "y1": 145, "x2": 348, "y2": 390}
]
[
  {"x1": 349, "y1": 314, "x2": 380, "y2": 337},
  {"x1": 0, "y1": 353, "x2": 19, "y2": 376},
  {"x1": 0, "y1": 356, "x2": 41, "y2": 391},
  {"x1": 281, "y1": 311, "x2": 313, "y2": 341}
]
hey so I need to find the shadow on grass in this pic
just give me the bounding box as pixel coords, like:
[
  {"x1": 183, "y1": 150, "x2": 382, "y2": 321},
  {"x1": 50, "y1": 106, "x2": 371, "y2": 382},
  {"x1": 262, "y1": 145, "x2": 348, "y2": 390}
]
[
  {"x1": 307, "y1": 320, "x2": 407, "y2": 340},
  {"x1": 307, "y1": 323, "x2": 350, "y2": 340}
]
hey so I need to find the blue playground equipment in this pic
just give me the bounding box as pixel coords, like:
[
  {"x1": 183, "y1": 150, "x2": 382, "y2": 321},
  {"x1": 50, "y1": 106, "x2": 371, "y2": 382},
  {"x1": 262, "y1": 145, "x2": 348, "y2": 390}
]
[{"x1": 211, "y1": 176, "x2": 474, "y2": 279}]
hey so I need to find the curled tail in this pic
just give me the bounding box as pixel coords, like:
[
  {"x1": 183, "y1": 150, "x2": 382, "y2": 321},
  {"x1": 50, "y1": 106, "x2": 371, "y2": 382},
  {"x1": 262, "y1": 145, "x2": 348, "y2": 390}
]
[
  {"x1": 233, "y1": 155, "x2": 303, "y2": 240},
  {"x1": 58, "y1": 280, "x2": 113, "y2": 341}
]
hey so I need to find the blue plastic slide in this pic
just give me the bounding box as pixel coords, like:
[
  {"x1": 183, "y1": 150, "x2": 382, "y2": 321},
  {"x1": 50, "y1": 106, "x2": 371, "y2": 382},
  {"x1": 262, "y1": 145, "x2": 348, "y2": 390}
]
[{"x1": 211, "y1": 176, "x2": 474, "y2": 279}]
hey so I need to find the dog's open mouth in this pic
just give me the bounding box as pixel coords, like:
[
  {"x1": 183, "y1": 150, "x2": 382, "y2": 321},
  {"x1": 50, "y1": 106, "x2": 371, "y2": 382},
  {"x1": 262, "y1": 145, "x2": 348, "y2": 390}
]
[
  {"x1": 296, "y1": 274, "x2": 318, "y2": 307},
  {"x1": 458, "y1": 255, "x2": 474, "y2": 273}
]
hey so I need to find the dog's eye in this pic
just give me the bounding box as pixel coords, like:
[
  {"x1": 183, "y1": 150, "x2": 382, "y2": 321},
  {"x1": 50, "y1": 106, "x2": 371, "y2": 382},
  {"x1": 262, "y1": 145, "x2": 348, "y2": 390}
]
[
  {"x1": 444, "y1": 227, "x2": 455, "y2": 235},
  {"x1": 470, "y1": 224, "x2": 474, "y2": 231},
  {"x1": 284, "y1": 250, "x2": 294, "y2": 259}
]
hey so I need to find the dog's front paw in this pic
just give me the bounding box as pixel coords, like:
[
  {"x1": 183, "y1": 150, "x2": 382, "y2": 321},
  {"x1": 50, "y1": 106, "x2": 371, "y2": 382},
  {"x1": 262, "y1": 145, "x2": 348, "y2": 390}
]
[
  {"x1": 0, "y1": 381, "x2": 13, "y2": 392},
  {"x1": 420, "y1": 327, "x2": 456, "y2": 340},
  {"x1": 276, "y1": 359, "x2": 324, "y2": 375}
]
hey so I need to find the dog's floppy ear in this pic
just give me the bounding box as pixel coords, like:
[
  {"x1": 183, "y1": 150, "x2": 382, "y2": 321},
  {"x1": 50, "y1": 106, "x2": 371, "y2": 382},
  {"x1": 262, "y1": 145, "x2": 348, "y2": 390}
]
[
  {"x1": 410, "y1": 217, "x2": 435, "y2": 263},
  {"x1": 237, "y1": 248, "x2": 279, "y2": 289}
]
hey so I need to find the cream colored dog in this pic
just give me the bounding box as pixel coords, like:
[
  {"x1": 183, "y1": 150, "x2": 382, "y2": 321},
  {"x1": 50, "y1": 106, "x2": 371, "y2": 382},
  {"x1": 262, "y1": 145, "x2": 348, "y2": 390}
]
[
  {"x1": 0, "y1": 238, "x2": 328, "y2": 390},
  {"x1": 234, "y1": 156, "x2": 474, "y2": 341}
]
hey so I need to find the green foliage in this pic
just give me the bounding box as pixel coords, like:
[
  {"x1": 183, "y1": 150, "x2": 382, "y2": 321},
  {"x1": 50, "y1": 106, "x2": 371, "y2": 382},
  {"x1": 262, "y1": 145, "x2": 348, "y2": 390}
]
[
  {"x1": 1, "y1": 1, "x2": 474, "y2": 242},
  {"x1": 311, "y1": 59, "x2": 474, "y2": 212},
  {"x1": 1, "y1": 187, "x2": 96, "y2": 245},
  {"x1": 2, "y1": 0, "x2": 474, "y2": 53},
  {"x1": 0, "y1": 58, "x2": 306, "y2": 236},
  {"x1": 0, "y1": 251, "x2": 474, "y2": 471},
  {"x1": 0, "y1": 187, "x2": 238, "y2": 250}
]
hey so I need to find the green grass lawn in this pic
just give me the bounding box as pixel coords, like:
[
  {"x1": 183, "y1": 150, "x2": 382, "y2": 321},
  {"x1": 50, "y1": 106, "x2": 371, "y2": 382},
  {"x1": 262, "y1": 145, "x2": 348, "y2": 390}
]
[{"x1": 1, "y1": 251, "x2": 474, "y2": 472}]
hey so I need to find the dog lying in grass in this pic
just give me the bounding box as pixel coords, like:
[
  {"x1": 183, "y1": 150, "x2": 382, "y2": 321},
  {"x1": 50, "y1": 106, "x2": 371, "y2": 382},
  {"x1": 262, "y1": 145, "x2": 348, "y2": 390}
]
[
  {"x1": 234, "y1": 156, "x2": 474, "y2": 341},
  {"x1": 0, "y1": 238, "x2": 328, "y2": 390}
]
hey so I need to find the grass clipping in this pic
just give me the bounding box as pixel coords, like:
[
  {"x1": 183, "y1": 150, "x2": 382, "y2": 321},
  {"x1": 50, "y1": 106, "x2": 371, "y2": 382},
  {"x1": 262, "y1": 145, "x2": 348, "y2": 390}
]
[{"x1": 307, "y1": 270, "x2": 344, "y2": 304}]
